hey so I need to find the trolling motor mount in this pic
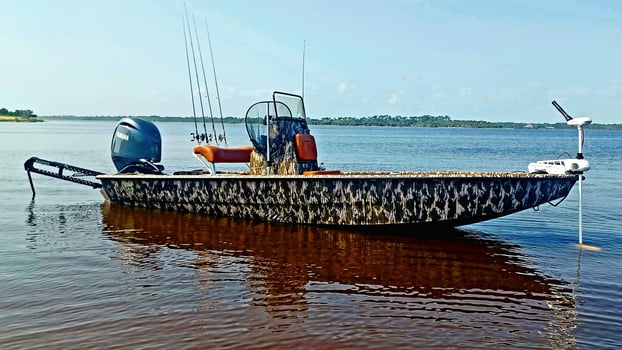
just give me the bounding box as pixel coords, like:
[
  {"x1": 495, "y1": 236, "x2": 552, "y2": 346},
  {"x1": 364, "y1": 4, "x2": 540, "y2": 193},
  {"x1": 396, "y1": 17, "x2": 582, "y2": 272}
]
[{"x1": 528, "y1": 101, "x2": 591, "y2": 175}]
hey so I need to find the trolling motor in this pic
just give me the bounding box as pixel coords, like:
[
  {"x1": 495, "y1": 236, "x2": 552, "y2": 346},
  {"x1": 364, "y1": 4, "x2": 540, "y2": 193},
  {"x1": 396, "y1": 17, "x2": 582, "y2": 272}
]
[
  {"x1": 528, "y1": 101, "x2": 595, "y2": 248},
  {"x1": 528, "y1": 101, "x2": 591, "y2": 175}
]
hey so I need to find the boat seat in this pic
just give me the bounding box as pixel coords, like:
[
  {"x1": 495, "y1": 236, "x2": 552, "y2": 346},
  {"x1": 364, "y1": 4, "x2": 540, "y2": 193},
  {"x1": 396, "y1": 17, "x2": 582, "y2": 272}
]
[
  {"x1": 295, "y1": 134, "x2": 340, "y2": 175},
  {"x1": 193, "y1": 145, "x2": 253, "y2": 174},
  {"x1": 294, "y1": 134, "x2": 318, "y2": 161}
]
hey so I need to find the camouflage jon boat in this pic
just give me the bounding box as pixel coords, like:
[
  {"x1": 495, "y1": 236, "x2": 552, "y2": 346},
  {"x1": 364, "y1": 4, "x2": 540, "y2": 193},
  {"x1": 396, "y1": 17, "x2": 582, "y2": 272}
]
[{"x1": 94, "y1": 92, "x2": 577, "y2": 227}]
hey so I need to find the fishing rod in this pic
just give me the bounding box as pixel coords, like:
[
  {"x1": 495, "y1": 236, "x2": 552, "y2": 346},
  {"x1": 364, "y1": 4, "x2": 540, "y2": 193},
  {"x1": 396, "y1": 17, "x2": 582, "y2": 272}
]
[
  {"x1": 301, "y1": 39, "x2": 306, "y2": 99},
  {"x1": 182, "y1": 13, "x2": 200, "y2": 144},
  {"x1": 184, "y1": 4, "x2": 208, "y2": 143},
  {"x1": 192, "y1": 14, "x2": 219, "y2": 145},
  {"x1": 205, "y1": 20, "x2": 227, "y2": 145}
]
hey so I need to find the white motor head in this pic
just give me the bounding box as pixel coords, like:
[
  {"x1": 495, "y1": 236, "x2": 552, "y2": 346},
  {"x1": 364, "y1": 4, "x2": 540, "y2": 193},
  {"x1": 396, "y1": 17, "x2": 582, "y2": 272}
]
[{"x1": 567, "y1": 117, "x2": 592, "y2": 127}]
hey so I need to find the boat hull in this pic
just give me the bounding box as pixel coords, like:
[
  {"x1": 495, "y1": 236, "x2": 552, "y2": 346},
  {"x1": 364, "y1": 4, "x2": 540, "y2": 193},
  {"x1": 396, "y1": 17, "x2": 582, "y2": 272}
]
[{"x1": 98, "y1": 171, "x2": 577, "y2": 227}]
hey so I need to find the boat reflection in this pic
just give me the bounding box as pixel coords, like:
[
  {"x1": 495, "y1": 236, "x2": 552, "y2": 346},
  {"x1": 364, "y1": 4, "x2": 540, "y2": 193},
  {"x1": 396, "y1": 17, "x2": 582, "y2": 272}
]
[
  {"x1": 104, "y1": 202, "x2": 580, "y2": 348},
  {"x1": 101, "y1": 204, "x2": 574, "y2": 303}
]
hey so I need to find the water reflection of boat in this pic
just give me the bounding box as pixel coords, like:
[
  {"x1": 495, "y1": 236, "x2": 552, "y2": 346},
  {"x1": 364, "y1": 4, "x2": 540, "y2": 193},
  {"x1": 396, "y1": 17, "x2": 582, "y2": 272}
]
[
  {"x1": 101, "y1": 204, "x2": 579, "y2": 348},
  {"x1": 102, "y1": 204, "x2": 576, "y2": 320}
]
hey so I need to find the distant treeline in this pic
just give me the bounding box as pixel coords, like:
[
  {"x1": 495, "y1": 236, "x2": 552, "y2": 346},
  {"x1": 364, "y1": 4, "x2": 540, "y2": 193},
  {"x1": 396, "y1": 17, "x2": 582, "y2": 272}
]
[
  {"x1": 0, "y1": 107, "x2": 41, "y2": 122},
  {"x1": 43, "y1": 115, "x2": 245, "y2": 124},
  {"x1": 0, "y1": 107, "x2": 37, "y2": 118},
  {"x1": 0, "y1": 108, "x2": 37, "y2": 118},
  {"x1": 309, "y1": 115, "x2": 562, "y2": 129},
  {"x1": 40, "y1": 114, "x2": 622, "y2": 130}
]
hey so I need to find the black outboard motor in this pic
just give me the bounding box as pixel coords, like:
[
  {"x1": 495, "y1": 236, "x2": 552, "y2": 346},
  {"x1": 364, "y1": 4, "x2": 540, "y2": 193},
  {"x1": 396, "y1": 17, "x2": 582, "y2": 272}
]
[{"x1": 111, "y1": 118, "x2": 164, "y2": 174}]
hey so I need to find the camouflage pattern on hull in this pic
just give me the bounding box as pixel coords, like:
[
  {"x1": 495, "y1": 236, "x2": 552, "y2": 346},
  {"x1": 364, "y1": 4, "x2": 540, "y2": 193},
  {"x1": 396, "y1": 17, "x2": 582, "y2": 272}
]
[{"x1": 98, "y1": 171, "x2": 577, "y2": 226}]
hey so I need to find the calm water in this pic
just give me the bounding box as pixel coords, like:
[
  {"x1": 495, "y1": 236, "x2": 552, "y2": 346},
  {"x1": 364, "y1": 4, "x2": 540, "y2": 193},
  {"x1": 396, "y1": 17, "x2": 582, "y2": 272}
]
[{"x1": 2, "y1": 121, "x2": 621, "y2": 349}]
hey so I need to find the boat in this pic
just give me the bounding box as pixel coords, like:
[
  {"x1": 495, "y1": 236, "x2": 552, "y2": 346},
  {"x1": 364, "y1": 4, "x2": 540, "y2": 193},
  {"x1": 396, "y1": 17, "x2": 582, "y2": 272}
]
[{"x1": 25, "y1": 91, "x2": 586, "y2": 228}]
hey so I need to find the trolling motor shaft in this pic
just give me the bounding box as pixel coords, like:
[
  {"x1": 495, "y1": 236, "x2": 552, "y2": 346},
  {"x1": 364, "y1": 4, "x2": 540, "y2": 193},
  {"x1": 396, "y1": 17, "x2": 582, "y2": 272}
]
[{"x1": 553, "y1": 100, "x2": 592, "y2": 159}]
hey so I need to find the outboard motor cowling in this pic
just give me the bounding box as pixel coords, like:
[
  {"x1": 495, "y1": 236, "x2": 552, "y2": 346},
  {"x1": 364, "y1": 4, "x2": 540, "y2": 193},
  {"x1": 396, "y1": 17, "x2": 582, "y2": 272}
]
[{"x1": 111, "y1": 118, "x2": 164, "y2": 174}]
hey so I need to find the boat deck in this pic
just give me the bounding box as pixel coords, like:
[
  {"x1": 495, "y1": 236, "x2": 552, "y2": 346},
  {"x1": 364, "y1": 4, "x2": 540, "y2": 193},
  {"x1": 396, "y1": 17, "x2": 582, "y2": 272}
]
[{"x1": 98, "y1": 171, "x2": 577, "y2": 180}]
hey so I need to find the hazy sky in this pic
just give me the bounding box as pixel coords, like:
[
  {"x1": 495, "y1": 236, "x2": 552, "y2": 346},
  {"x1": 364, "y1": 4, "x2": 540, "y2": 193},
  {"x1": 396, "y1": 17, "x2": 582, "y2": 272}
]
[{"x1": 2, "y1": 0, "x2": 621, "y2": 123}]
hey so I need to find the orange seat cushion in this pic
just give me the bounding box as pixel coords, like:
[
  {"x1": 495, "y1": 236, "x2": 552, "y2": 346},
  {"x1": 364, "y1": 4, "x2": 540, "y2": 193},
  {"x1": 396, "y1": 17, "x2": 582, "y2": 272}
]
[
  {"x1": 303, "y1": 170, "x2": 341, "y2": 176},
  {"x1": 193, "y1": 145, "x2": 253, "y2": 163}
]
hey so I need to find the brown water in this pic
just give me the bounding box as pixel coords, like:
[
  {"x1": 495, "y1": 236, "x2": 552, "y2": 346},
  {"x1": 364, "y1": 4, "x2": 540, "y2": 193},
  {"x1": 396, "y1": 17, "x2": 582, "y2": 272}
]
[{"x1": 4, "y1": 203, "x2": 577, "y2": 349}]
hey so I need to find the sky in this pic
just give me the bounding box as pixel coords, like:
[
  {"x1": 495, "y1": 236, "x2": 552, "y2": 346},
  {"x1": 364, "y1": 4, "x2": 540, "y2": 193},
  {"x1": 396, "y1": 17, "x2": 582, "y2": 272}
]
[{"x1": 2, "y1": 0, "x2": 621, "y2": 123}]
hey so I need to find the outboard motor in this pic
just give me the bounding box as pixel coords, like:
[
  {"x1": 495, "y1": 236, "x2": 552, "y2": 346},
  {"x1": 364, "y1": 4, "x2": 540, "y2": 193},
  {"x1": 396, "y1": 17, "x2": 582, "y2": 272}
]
[{"x1": 111, "y1": 118, "x2": 164, "y2": 174}]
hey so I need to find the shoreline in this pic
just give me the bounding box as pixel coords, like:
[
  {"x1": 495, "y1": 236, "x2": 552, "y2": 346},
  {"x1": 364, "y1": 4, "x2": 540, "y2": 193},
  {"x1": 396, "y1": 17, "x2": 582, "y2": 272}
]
[
  {"x1": 0, "y1": 116, "x2": 43, "y2": 122},
  {"x1": 37, "y1": 115, "x2": 622, "y2": 130}
]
